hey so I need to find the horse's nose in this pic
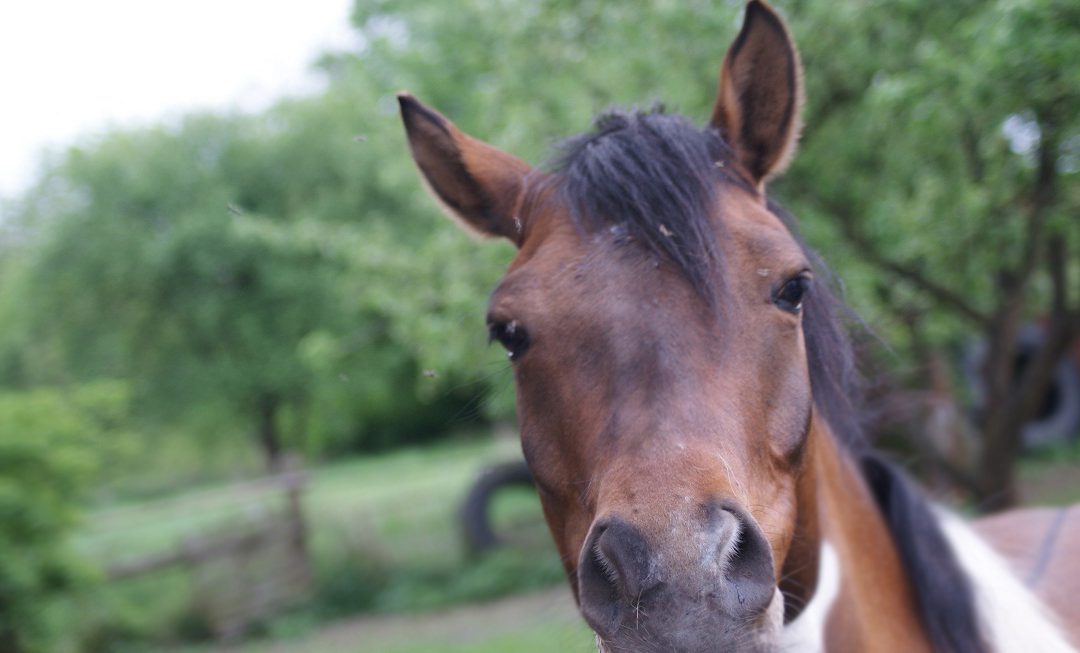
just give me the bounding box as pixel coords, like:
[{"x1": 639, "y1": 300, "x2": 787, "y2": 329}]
[{"x1": 577, "y1": 505, "x2": 775, "y2": 638}]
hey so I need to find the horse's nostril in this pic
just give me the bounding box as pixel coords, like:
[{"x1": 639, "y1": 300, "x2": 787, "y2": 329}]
[
  {"x1": 721, "y1": 506, "x2": 776, "y2": 617},
  {"x1": 577, "y1": 520, "x2": 656, "y2": 636},
  {"x1": 596, "y1": 524, "x2": 656, "y2": 598}
]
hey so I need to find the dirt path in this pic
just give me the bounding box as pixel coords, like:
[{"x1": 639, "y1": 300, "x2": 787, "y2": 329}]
[{"x1": 219, "y1": 586, "x2": 586, "y2": 653}]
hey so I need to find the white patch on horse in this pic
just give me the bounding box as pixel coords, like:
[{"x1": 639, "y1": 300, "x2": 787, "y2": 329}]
[
  {"x1": 755, "y1": 587, "x2": 787, "y2": 649},
  {"x1": 938, "y1": 512, "x2": 1077, "y2": 653},
  {"x1": 776, "y1": 541, "x2": 839, "y2": 653}
]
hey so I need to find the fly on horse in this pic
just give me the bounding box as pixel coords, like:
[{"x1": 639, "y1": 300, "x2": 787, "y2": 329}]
[{"x1": 398, "y1": 2, "x2": 1079, "y2": 651}]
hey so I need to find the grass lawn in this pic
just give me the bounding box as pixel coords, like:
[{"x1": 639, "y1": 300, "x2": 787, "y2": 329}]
[
  {"x1": 71, "y1": 430, "x2": 1080, "y2": 652},
  {"x1": 201, "y1": 587, "x2": 594, "y2": 653},
  {"x1": 76, "y1": 435, "x2": 524, "y2": 565},
  {"x1": 71, "y1": 433, "x2": 566, "y2": 651}
]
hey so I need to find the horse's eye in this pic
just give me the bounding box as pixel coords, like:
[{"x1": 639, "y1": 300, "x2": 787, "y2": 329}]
[
  {"x1": 774, "y1": 275, "x2": 811, "y2": 313},
  {"x1": 488, "y1": 319, "x2": 530, "y2": 361}
]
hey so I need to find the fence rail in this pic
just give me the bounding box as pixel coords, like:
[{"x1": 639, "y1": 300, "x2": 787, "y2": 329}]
[{"x1": 103, "y1": 466, "x2": 311, "y2": 640}]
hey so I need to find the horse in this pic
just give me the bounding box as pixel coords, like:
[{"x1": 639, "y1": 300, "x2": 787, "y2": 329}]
[{"x1": 397, "y1": 2, "x2": 1079, "y2": 651}]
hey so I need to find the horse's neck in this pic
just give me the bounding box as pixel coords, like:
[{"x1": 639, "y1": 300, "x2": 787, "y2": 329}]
[{"x1": 782, "y1": 416, "x2": 933, "y2": 652}]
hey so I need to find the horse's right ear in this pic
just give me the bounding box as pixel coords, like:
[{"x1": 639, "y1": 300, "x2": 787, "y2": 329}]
[
  {"x1": 398, "y1": 93, "x2": 531, "y2": 243},
  {"x1": 711, "y1": 1, "x2": 803, "y2": 189}
]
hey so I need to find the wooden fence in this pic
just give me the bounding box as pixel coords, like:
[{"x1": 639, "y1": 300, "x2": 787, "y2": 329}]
[{"x1": 105, "y1": 467, "x2": 312, "y2": 640}]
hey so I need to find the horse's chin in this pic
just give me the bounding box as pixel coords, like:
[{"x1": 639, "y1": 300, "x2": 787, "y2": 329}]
[{"x1": 593, "y1": 588, "x2": 786, "y2": 653}]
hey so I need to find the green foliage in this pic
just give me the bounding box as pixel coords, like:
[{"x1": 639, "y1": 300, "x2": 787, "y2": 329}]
[
  {"x1": 1, "y1": 0, "x2": 1075, "y2": 466},
  {"x1": 0, "y1": 96, "x2": 502, "y2": 462},
  {"x1": 782, "y1": 0, "x2": 1080, "y2": 346},
  {"x1": 0, "y1": 381, "x2": 131, "y2": 652}
]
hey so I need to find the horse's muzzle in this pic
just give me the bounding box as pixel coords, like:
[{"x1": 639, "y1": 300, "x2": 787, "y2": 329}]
[{"x1": 578, "y1": 502, "x2": 778, "y2": 652}]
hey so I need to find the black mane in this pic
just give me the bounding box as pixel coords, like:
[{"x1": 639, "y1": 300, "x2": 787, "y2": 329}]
[{"x1": 545, "y1": 107, "x2": 985, "y2": 653}]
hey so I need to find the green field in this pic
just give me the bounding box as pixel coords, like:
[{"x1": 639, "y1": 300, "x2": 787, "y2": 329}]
[
  {"x1": 71, "y1": 434, "x2": 568, "y2": 652},
  {"x1": 68, "y1": 432, "x2": 1080, "y2": 653},
  {"x1": 204, "y1": 587, "x2": 594, "y2": 653}
]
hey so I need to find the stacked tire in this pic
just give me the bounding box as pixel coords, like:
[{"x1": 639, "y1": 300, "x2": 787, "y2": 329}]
[{"x1": 965, "y1": 323, "x2": 1080, "y2": 450}]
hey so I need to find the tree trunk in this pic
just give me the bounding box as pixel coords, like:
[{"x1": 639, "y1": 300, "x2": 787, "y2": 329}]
[
  {"x1": 256, "y1": 393, "x2": 284, "y2": 472},
  {"x1": 0, "y1": 627, "x2": 20, "y2": 653},
  {"x1": 975, "y1": 421, "x2": 1022, "y2": 511},
  {"x1": 974, "y1": 316, "x2": 1080, "y2": 511}
]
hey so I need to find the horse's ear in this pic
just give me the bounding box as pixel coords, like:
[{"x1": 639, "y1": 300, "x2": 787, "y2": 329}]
[
  {"x1": 711, "y1": 1, "x2": 804, "y2": 188},
  {"x1": 398, "y1": 93, "x2": 531, "y2": 243}
]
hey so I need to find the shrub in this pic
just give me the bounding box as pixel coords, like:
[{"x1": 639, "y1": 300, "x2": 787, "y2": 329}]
[{"x1": 0, "y1": 381, "x2": 130, "y2": 652}]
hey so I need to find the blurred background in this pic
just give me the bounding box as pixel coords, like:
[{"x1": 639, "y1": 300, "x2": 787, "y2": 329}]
[{"x1": 0, "y1": 0, "x2": 1077, "y2": 651}]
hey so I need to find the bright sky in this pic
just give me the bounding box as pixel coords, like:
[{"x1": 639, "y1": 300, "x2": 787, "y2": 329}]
[{"x1": 0, "y1": 0, "x2": 357, "y2": 199}]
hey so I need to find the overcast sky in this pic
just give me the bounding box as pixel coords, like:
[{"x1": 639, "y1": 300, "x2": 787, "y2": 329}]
[{"x1": 0, "y1": 0, "x2": 356, "y2": 199}]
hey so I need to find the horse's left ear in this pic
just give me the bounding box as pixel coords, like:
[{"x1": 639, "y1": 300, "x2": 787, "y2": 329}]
[{"x1": 711, "y1": 0, "x2": 804, "y2": 189}]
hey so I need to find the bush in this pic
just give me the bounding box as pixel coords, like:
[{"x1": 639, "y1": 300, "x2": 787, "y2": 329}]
[{"x1": 0, "y1": 381, "x2": 130, "y2": 652}]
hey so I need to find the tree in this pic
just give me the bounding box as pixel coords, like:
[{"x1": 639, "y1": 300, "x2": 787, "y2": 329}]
[
  {"x1": 2, "y1": 118, "x2": 338, "y2": 469},
  {"x1": 1, "y1": 0, "x2": 1075, "y2": 497},
  {"x1": 0, "y1": 88, "x2": 505, "y2": 464},
  {"x1": 781, "y1": 0, "x2": 1080, "y2": 509}
]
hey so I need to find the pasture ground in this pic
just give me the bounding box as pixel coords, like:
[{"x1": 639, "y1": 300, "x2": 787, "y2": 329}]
[
  {"x1": 73, "y1": 433, "x2": 563, "y2": 651},
  {"x1": 75, "y1": 433, "x2": 1080, "y2": 652},
  {"x1": 213, "y1": 587, "x2": 592, "y2": 653}
]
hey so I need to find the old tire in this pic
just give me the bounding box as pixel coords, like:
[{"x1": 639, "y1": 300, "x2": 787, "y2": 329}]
[
  {"x1": 965, "y1": 324, "x2": 1080, "y2": 450},
  {"x1": 460, "y1": 460, "x2": 535, "y2": 556}
]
